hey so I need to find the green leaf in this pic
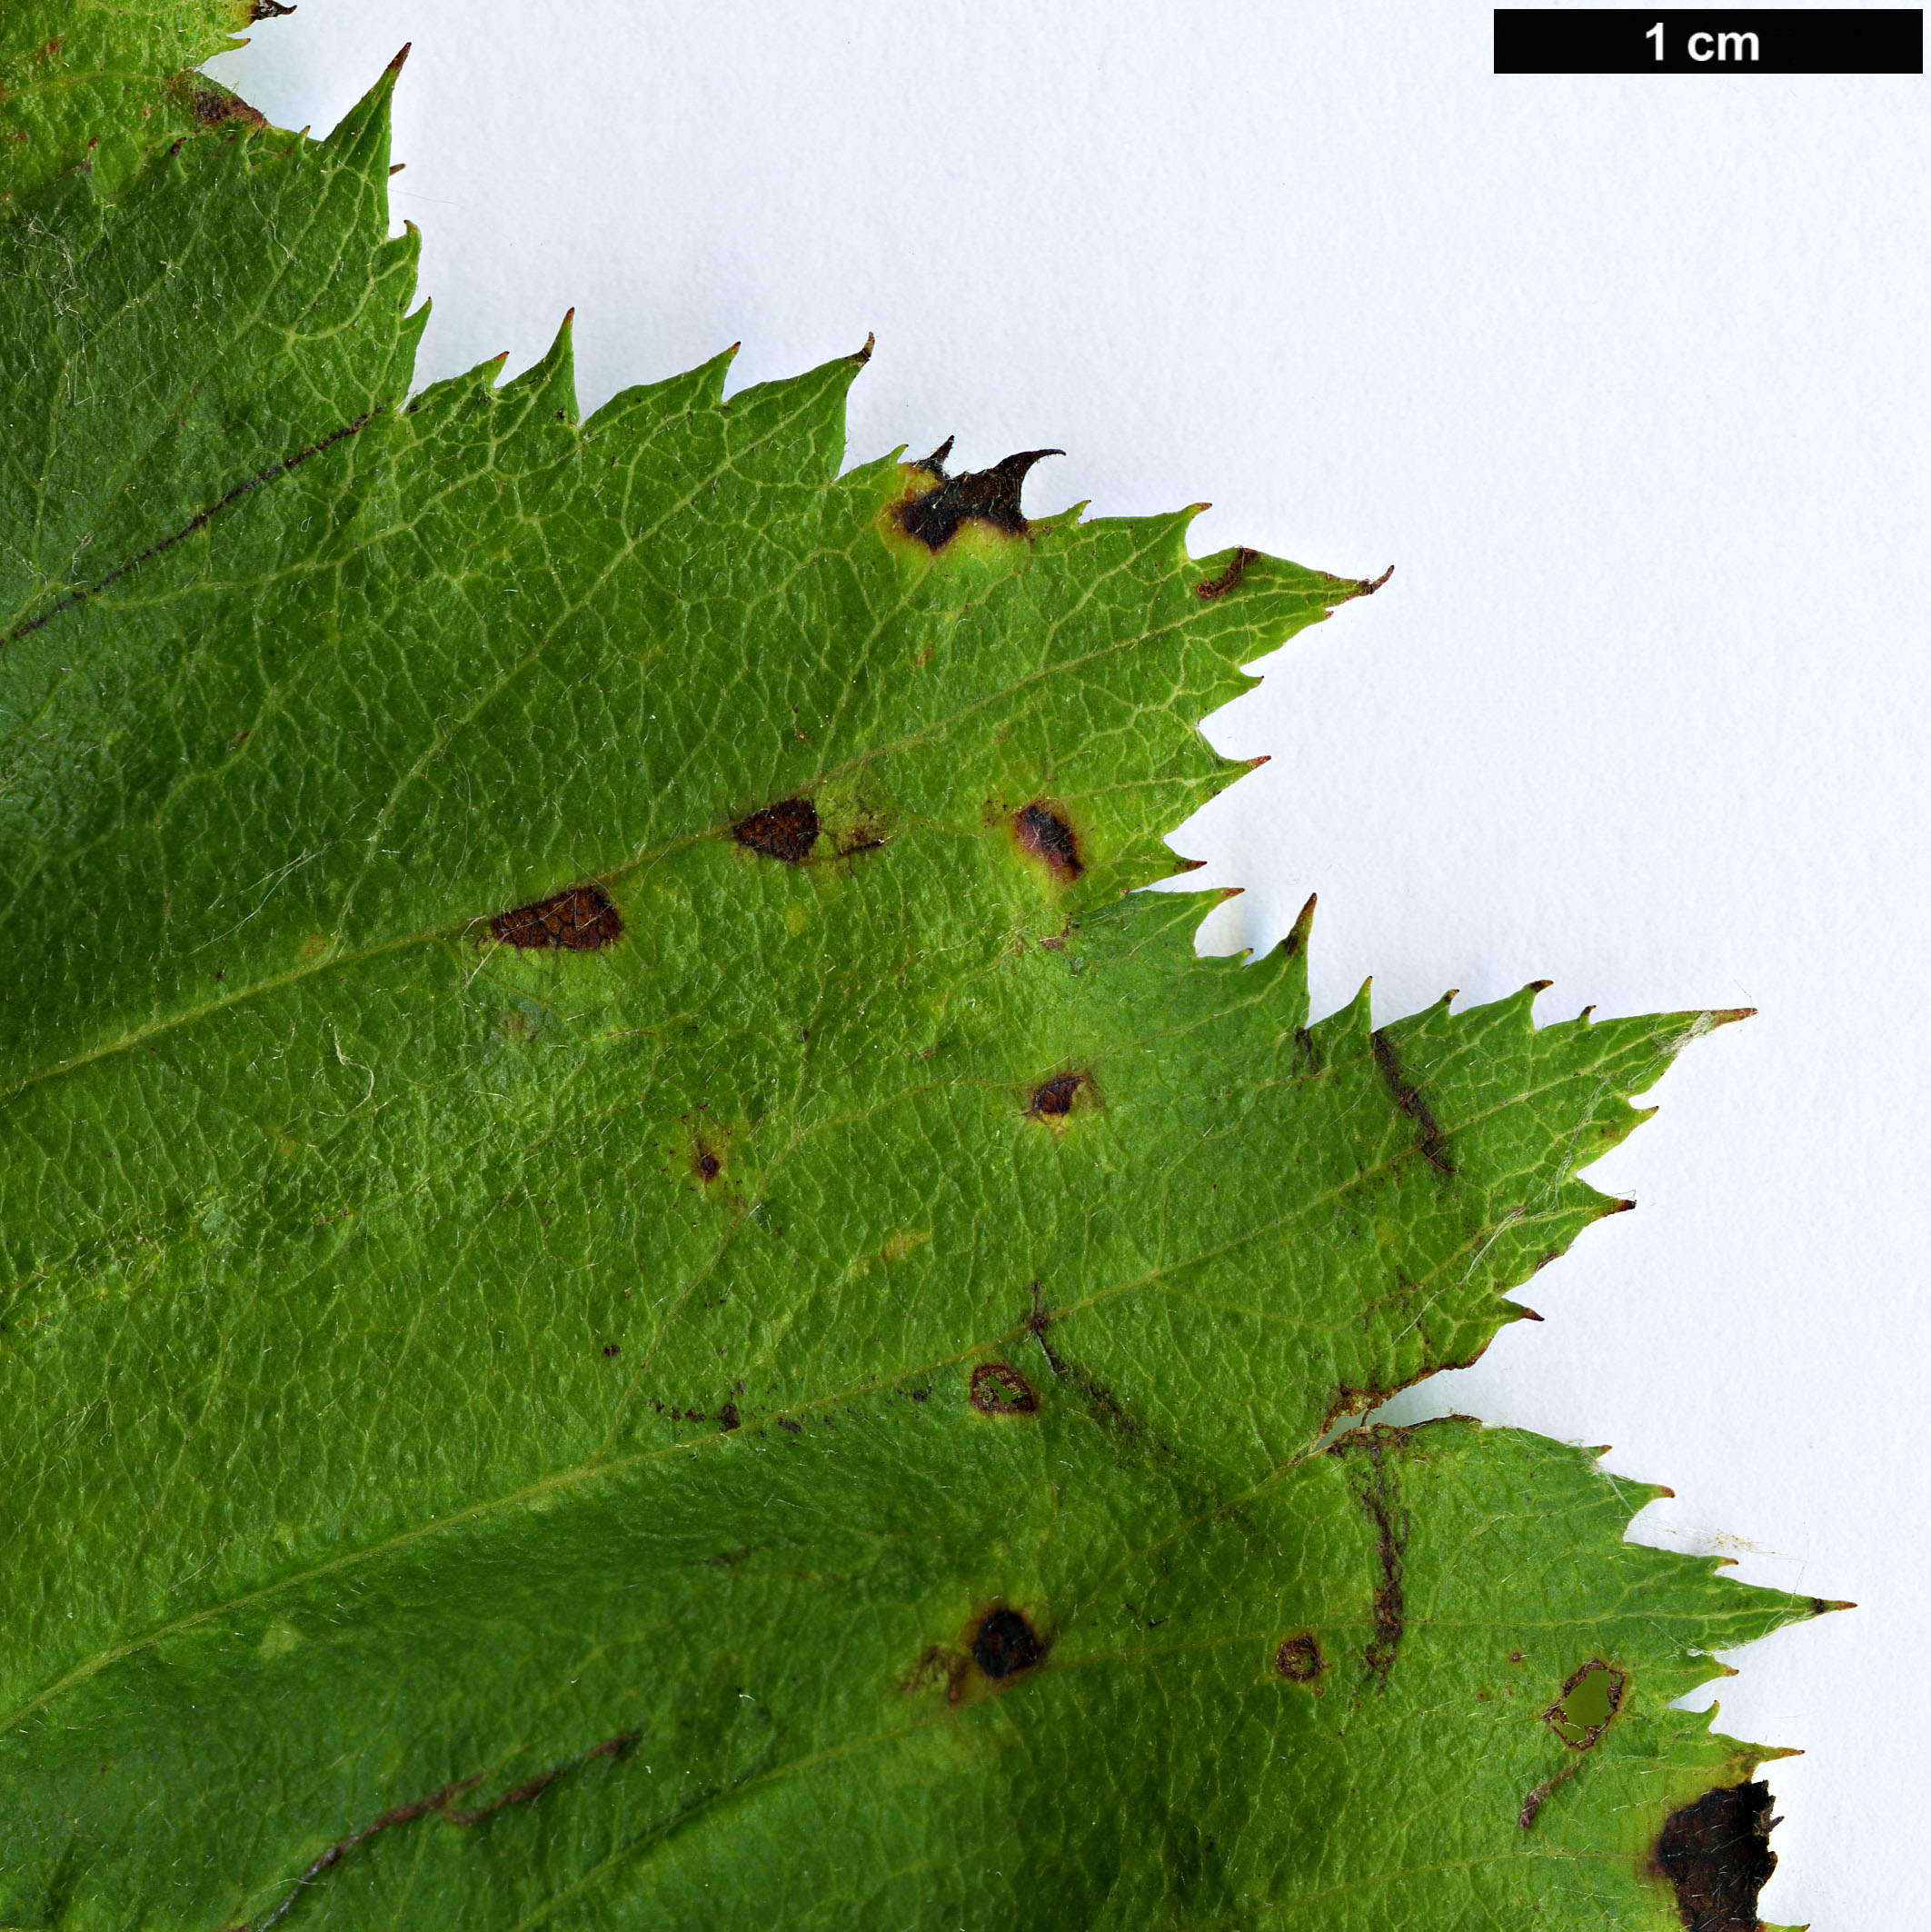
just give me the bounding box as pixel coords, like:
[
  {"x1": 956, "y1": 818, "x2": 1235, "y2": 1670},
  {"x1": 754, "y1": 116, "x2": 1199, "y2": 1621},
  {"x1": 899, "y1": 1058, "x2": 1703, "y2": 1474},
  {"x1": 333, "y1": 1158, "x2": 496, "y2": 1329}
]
[
  {"x1": 0, "y1": 48, "x2": 1825, "y2": 1932},
  {"x1": 0, "y1": 0, "x2": 267, "y2": 203}
]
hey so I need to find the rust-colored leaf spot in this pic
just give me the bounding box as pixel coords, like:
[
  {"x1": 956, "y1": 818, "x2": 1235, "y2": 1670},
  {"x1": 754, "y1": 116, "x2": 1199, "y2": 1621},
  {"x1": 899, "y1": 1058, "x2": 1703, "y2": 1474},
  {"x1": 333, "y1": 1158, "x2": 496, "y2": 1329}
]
[
  {"x1": 694, "y1": 1148, "x2": 722, "y2": 1183},
  {"x1": 894, "y1": 444, "x2": 1061, "y2": 552},
  {"x1": 732, "y1": 797, "x2": 819, "y2": 863},
  {"x1": 1028, "y1": 1072, "x2": 1085, "y2": 1120},
  {"x1": 719, "y1": 1401, "x2": 741, "y2": 1431},
  {"x1": 969, "y1": 1362, "x2": 1039, "y2": 1416},
  {"x1": 1274, "y1": 1633, "x2": 1324, "y2": 1683},
  {"x1": 970, "y1": 1608, "x2": 1043, "y2": 1680},
  {"x1": 489, "y1": 882, "x2": 622, "y2": 951},
  {"x1": 1013, "y1": 801, "x2": 1083, "y2": 881},
  {"x1": 1654, "y1": 1780, "x2": 1779, "y2": 1932}
]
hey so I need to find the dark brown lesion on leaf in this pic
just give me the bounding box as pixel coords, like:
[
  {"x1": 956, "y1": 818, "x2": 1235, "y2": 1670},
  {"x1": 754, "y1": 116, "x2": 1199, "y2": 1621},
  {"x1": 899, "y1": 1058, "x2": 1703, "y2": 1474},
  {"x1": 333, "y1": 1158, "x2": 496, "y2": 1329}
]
[
  {"x1": 1334, "y1": 1431, "x2": 1408, "y2": 1690},
  {"x1": 250, "y1": 0, "x2": 298, "y2": 18},
  {"x1": 732, "y1": 797, "x2": 819, "y2": 863},
  {"x1": 892, "y1": 443, "x2": 1062, "y2": 552},
  {"x1": 235, "y1": 1728, "x2": 639, "y2": 1931},
  {"x1": 971, "y1": 1607, "x2": 1044, "y2": 1680},
  {"x1": 1196, "y1": 547, "x2": 1259, "y2": 599},
  {"x1": 174, "y1": 75, "x2": 268, "y2": 128},
  {"x1": 1027, "y1": 1071, "x2": 1089, "y2": 1122},
  {"x1": 1370, "y1": 1027, "x2": 1454, "y2": 1177},
  {"x1": 1652, "y1": 1780, "x2": 1779, "y2": 1932},
  {"x1": 969, "y1": 1362, "x2": 1039, "y2": 1415},
  {"x1": 1013, "y1": 800, "x2": 1083, "y2": 881},
  {"x1": 489, "y1": 882, "x2": 622, "y2": 951},
  {"x1": 1321, "y1": 563, "x2": 1396, "y2": 600},
  {"x1": 1274, "y1": 1633, "x2": 1325, "y2": 1684}
]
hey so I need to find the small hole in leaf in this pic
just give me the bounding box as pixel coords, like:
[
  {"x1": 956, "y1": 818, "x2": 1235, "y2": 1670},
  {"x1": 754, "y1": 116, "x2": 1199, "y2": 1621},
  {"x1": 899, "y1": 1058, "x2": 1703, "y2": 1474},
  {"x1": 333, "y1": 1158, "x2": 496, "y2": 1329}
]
[
  {"x1": 1544, "y1": 1659, "x2": 1624, "y2": 1748},
  {"x1": 969, "y1": 1363, "x2": 1039, "y2": 1415}
]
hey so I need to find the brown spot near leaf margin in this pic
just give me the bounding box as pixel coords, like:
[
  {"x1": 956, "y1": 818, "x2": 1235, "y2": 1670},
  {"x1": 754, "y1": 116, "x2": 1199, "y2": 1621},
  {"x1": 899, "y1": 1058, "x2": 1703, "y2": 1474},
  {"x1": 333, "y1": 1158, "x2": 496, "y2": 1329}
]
[
  {"x1": 1196, "y1": 547, "x2": 1259, "y2": 599},
  {"x1": 177, "y1": 75, "x2": 268, "y2": 128},
  {"x1": 893, "y1": 445, "x2": 1062, "y2": 551},
  {"x1": 1652, "y1": 1780, "x2": 1779, "y2": 1932}
]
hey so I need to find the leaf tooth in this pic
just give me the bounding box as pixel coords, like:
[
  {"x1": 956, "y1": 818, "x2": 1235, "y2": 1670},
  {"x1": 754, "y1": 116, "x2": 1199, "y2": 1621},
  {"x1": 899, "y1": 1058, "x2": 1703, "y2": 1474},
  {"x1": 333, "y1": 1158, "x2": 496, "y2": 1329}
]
[{"x1": 497, "y1": 309, "x2": 581, "y2": 424}]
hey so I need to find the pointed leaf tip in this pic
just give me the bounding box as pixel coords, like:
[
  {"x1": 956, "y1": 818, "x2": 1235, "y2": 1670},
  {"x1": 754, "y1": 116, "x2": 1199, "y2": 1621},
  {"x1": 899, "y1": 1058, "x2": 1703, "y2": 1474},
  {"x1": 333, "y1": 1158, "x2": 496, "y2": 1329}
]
[
  {"x1": 388, "y1": 43, "x2": 412, "y2": 72},
  {"x1": 853, "y1": 333, "x2": 875, "y2": 364}
]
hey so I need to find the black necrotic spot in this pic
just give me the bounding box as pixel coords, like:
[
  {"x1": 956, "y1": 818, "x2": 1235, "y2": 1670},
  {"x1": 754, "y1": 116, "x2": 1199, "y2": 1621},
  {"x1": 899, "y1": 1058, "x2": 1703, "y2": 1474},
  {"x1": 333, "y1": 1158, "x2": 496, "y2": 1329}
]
[
  {"x1": 894, "y1": 447, "x2": 1061, "y2": 552},
  {"x1": 1014, "y1": 802, "x2": 1083, "y2": 880},
  {"x1": 971, "y1": 1608, "x2": 1043, "y2": 1680},
  {"x1": 1655, "y1": 1780, "x2": 1779, "y2": 1932}
]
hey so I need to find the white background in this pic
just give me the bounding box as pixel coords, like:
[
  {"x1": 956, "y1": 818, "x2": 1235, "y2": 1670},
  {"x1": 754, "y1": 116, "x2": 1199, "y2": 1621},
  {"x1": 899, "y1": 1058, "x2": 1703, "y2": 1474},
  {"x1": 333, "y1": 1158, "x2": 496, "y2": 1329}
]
[{"x1": 213, "y1": 6, "x2": 1927, "y2": 1922}]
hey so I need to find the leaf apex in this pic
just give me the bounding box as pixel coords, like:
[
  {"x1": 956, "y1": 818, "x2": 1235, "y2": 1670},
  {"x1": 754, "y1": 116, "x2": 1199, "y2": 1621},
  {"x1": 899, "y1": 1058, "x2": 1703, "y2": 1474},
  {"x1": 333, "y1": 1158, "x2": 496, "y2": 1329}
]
[{"x1": 1285, "y1": 891, "x2": 1318, "y2": 950}]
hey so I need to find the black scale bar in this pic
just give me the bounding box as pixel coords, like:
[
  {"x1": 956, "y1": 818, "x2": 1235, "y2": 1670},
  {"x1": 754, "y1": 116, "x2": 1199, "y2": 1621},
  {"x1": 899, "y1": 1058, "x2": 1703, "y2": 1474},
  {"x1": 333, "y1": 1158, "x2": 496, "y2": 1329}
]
[{"x1": 1496, "y1": 9, "x2": 1923, "y2": 73}]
